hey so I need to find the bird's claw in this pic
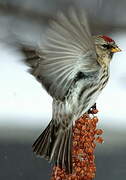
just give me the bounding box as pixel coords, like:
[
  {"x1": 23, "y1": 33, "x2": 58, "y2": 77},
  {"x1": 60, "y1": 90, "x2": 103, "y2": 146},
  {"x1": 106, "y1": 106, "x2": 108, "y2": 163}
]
[{"x1": 88, "y1": 103, "x2": 98, "y2": 114}]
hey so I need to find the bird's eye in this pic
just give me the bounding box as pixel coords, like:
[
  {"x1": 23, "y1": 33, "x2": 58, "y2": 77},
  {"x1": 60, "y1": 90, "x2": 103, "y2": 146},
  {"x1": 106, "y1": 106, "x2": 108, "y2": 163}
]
[{"x1": 102, "y1": 44, "x2": 110, "y2": 49}]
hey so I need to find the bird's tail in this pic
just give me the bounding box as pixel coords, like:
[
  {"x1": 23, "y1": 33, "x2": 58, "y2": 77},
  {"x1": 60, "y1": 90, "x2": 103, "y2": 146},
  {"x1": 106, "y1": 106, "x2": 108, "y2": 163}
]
[{"x1": 32, "y1": 120, "x2": 72, "y2": 173}]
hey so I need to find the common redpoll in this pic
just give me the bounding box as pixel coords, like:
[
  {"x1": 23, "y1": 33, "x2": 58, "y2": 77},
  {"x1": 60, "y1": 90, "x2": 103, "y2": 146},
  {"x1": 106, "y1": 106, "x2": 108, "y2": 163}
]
[{"x1": 20, "y1": 8, "x2": 121, "y2": 173}]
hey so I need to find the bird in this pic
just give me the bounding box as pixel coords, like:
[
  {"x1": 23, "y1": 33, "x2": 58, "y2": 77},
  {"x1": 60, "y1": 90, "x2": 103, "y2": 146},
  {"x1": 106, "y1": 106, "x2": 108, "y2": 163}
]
[{"x1": 20, "y1": 8, "x2": 121, "y2": 173}]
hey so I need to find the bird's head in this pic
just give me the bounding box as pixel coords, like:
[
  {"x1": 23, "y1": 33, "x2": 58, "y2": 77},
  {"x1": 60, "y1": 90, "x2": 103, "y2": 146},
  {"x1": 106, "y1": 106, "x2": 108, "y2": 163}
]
[{"x1": 94, "y1": 35, "x2": 121, "y2": 66}]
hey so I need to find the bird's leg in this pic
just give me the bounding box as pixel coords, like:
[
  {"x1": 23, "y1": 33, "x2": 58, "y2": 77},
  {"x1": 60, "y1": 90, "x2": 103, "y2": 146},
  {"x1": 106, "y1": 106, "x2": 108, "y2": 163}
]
[
  {"x1": 88, "y1": 103, "x2": 98, "y2": 114},
  {"x1": 91, "y1": 103, "x2": 97, "y2": 110}
]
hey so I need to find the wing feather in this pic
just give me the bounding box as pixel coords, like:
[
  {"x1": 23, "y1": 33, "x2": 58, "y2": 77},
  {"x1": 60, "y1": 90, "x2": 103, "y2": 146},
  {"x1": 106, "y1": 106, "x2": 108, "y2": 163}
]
[{"x1": 20, "y1": 8, "x2": 100, "y2": 100}]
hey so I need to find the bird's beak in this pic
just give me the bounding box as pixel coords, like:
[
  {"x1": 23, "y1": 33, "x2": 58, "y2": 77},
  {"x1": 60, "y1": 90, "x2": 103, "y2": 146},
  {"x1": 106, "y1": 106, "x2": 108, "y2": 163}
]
[{"x1": 111, "y1": 46, "x2": 122, "y2": 53}]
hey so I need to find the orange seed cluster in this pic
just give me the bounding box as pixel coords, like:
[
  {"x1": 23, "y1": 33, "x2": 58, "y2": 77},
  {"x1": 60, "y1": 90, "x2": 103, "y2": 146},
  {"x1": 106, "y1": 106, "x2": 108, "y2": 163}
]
[{"x1": 51, "y1": 110, "x2": 104, "y2": 180}]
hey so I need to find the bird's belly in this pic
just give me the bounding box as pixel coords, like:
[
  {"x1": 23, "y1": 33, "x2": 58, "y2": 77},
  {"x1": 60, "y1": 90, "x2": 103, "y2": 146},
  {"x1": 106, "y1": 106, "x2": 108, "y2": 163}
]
[
  {"x1": 66, "y1": 70, "x2": 109, "y2": 122},
  {"x1": 79, "y1": 89, "x2": 100, "y2": 115},
  {"x1": 67, "y1": 82, "x2": 99, "y2": 120},
  {"x1": 69, "y1": 80, "x2": 108, "y2": 120}
]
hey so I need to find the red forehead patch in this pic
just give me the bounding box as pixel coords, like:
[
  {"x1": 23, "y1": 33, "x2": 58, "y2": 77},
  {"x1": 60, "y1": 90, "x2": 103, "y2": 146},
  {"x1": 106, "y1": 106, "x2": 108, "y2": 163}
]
[{"x1": 101, "y1": 35, "x2": 114, "y2": 43}]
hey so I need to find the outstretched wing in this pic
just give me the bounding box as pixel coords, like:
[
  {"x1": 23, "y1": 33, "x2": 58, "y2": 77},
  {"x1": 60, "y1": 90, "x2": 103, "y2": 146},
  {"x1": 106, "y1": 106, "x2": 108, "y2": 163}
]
[{"x1": 21, "y1": 8, "x2": 100, "y2": 100}]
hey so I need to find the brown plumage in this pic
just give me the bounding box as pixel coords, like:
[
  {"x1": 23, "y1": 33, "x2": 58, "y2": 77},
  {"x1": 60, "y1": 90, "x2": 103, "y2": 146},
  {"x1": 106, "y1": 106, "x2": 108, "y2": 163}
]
[{"x1": 20, "y1": 8, "x2": 121, "y2": 173}]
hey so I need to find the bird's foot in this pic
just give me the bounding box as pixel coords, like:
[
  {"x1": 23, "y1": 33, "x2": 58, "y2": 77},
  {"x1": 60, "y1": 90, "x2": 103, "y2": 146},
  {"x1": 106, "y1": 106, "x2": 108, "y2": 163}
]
[{"x1": 88, "y1": 103, "x2": 98, "y2": 114}]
